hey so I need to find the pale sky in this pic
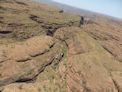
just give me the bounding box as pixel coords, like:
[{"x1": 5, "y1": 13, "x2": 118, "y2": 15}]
[{"x1": 53, "y1": 0, "x2": 122, "y2": 19}]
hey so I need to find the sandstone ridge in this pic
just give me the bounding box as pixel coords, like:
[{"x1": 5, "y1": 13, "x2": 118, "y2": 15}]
[{"x1": 0, "y1": 0, "x2": 122, "y2": 92}]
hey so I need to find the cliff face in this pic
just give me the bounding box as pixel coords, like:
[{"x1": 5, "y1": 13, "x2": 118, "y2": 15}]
[{"x1": 0, "y1": 0, "x2": 122, "y2": 92}]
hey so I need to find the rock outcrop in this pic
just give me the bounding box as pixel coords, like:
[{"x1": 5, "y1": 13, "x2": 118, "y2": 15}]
[
  {"x1": 0, "y1": 35, "x2": 66, "y2": 87},
  {"x1": 1, "y1": 27, "x2": 122, "y2": 92},
  {"x1": 0, "y1": 0, "x2": 122, "y2": 92}
]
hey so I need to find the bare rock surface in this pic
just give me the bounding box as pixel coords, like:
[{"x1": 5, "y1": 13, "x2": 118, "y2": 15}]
[
  {"x1": 0, "y1": 35, "x2": 66, "y2": 87},
  {"x1": 54, "y1": 27, "x2": 122, "y2": 92},
  {"x1": 0, "y1": 0, "x2": 122, "y2": 92},
  {"x1": 111, "y1": 72, "x2": 122, "y2": 92},
  {"x1": 83, "y1": 20, "x2": 122, "y2": 62},
  {"x1": 1, "y1": 27, "x2": 122, "y2": 92}
]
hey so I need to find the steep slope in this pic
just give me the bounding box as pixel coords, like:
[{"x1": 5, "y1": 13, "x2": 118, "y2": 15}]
[{"x1": 0, "y1": 0, "x2": 122, "y2": 92}]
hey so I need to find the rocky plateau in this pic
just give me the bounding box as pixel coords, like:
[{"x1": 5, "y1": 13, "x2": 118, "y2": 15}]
[{"x1": 0, "y1": 0, "x2": 122, "y2": 92}]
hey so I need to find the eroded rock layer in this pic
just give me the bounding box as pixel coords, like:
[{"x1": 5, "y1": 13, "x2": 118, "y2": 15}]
[{"x1": 0, "y1": 0, "x2": 122, "y2": 92}]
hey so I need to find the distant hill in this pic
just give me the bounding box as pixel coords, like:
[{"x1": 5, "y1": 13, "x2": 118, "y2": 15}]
[
  {"x1": 34, "y1": 0, "x2": 97, "y2": 18},
  {"x1": 34, "y1": 0, "x2": 122, "y2": 21}
]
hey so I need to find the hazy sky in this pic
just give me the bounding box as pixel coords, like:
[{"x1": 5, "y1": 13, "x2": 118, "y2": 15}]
[{"x1": 53, "y1": 0, "x2": 122, "y2": 19}]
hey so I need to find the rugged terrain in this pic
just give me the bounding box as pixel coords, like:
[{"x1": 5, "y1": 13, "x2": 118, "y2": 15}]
[{"x1": 0, "y1": 0, "x2": 122, "y2": 92}]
